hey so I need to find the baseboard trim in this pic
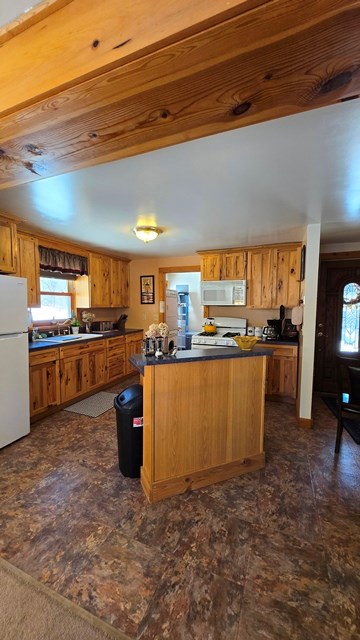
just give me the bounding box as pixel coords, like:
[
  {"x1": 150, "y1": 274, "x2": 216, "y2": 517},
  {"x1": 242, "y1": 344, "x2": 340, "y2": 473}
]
[{"x1": 297, "y1": 417, "x2": 313, "y2": 429}]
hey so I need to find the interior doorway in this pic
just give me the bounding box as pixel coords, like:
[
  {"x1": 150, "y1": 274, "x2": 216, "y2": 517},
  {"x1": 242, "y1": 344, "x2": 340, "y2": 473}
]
[
  {"x1": 313, "y1": 257, "x2": 360, "y2": 393},
  {"x1": 158, "y1": 266, "x2": 201, "y2": 349}
]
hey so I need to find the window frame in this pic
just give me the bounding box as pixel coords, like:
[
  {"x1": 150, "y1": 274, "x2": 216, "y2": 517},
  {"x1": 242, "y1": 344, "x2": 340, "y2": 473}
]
[{"x1": 31, "y1": 277, "x2": 76, "y2": 326}]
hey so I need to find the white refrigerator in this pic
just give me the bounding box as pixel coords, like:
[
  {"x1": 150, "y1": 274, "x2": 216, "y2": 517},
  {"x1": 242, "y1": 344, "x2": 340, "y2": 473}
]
[{"x1": 0, "y1": 275, "x2": 30, "y2": 448}]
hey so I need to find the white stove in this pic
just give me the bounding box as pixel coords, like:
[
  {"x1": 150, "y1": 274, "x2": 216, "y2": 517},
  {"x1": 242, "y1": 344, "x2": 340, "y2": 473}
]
[{"x1": 191, "y1": 317, "x2": 247, "y2": 349}]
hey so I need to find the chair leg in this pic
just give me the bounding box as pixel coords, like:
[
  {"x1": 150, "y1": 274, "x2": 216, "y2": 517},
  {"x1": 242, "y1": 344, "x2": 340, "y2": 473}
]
[{"x1": 335, "y1": 418, "x2": 343, "y2": 453}]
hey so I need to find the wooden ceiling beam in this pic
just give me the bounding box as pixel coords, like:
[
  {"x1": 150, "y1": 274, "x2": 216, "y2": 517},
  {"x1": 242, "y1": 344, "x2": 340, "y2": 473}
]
[{"x1": 0, "y1": 0, "x2": 360, "y2": 189}]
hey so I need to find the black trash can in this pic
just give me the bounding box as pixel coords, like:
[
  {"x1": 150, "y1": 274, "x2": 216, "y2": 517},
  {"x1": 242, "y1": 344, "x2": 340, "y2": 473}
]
[{"x1": 114, "y1": 384, "x2": 143, "y2": 478}]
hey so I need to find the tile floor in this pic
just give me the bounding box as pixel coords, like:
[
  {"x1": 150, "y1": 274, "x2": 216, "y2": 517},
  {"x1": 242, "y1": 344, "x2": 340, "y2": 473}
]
[{"x1": 0, "y1": 378, "x2": 359, "y2": 640}]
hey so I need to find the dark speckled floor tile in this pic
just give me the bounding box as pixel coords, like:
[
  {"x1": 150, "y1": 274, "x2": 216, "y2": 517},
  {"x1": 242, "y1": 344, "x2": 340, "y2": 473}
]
[
  {"x1": 172, "y1": 504, "x2": 253, "y2": 585},
  {"x1": 0, "y1": 388, "x2": 359, "y2": 640},
  {"x1": 139, "y1": 560, "x2": 243, "y2": 640},
  {"x1": 63, "y1": 530, "x2": 169, "y2": 638},
  {"x1": 237, "y1": 530, "x2": 337, "y2": 640}
]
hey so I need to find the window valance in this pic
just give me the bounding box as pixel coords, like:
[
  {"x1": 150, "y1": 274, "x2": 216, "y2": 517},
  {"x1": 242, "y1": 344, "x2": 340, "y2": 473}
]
[{"x1": 39, "y1": 246, "x2": 88, "y2": 276}]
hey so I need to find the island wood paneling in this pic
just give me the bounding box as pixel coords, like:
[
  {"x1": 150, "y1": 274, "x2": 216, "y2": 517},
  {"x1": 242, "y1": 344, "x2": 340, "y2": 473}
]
[
  {"x1": 1, "y1": 1, "x2": 360, "y2": 188},
  {"x1": 141, "y1": 354, "x2": 266, "y2": 501}
]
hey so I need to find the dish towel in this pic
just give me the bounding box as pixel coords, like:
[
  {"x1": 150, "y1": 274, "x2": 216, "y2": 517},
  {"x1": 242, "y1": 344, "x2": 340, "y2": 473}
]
[{"x1": 291, "y1": 305, "x2": 303, "y2": 326}]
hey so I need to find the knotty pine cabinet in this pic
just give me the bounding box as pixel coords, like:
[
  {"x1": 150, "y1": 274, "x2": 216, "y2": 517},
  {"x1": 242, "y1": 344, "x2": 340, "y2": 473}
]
[
  {"x1": 29, "y1": 348, "x2": 60, "y2": 418},
  {"x1": 107, "y1": 335, "x2": 126, "y2": 381},
  {"x1": 59, "y1": 339, "x2": 107, "y2": 403},
  {"x1": 89, "y1": 252, "x2": 129, "y2": 307},
  {"x1": 0, "y1": 216, "x2": 17, "y2": 273},
  {"x1": 89, "y1": 253, "x2": 111, "y2": 307},
  {"x1": 17, "y1": 233, "x2": 40, "y2": 307},
  {"x1": 125, "y1": 332, "x2": 143, "y2": 375},
  {"x1": 247, "y1": 247, "x2": 273, "y2": 308},
  {"x1": 247, "y1": 244, "x2": 301, "y2": 309},
  {"x1": 272, "y1": 245, "x2": 301, "y2": 308},
  {"x1": 110, "y1": 258, "x2": 129, "y2": 307},
  {"x1": 255, "y1": 343, "x2": 298, "y2": 402},
  {"x1": 200, "y1": 251, "x2": 247, "y2": 281}
]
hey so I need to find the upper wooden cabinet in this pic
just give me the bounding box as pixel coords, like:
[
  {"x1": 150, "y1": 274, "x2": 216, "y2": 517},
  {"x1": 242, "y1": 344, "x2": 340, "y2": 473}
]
[
  {"x1": 89, "y1": 253, "x2": 111, "y2": 307},
  {"x1": 222, "y1": 251, "x2": 247, "y2": 280},
  {"x1": 247, "y1": 244, "x2": 301, "y2": 309},
  {"x1": 110, "y1": 258, "x2": 129, "y2": 307},
  {"x1": 247, "y1": 247, "x2": 274, "y2": 309},
  {"x1": 89, "y1": 252, "x2": 129, "y2": 308},
  {"x1": 200, "y1": 251, "x2": 247, "y2": 281},
  {"x1": 272, "y1": 245, "x2": 301, "y2": 308},
  {"x1": 200, "y1": 254, "x2": 222, "y2": 281},
  {"x1": 0, "y1": 217, "x2": 17, "y2": 274},
  {"x1": 17, "y1": 233, "x2": 40, "y2": 307}
]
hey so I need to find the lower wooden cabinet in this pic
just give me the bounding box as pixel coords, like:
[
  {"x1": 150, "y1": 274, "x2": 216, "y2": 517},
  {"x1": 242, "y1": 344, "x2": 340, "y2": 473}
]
[
  {"x1": 125, "y1": 332, "x2": 143, "y2": 374},
  {"x1": 29, "y1": 349, "x2": 60, "y2": 418},
  {"x1": 29, "y1": 333, "x2": 143, "y2": 420},
  {"x1": 59, "y1": 340, "x2": 107, "y2": 403},
  {"x1": 255, "y1": 343, "x2": 298, "y2": 402},
  {"x1": 107, "y1": 336, "x2": 126, "y2": 381}
]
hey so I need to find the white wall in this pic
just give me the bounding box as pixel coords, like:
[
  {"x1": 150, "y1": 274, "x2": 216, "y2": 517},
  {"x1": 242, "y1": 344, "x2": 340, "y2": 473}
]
[
  {"x1": 167, "y1": 272, "x2": 202, "y2": 332},
  {"x1": 298, "y1": 224, "x2": 321, "y2": 421}
]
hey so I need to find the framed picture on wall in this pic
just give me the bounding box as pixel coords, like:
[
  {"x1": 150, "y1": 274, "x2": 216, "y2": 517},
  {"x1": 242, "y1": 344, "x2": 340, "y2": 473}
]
[{"x1": 140, "y1": 275, "x2": 155, "y2": 304}]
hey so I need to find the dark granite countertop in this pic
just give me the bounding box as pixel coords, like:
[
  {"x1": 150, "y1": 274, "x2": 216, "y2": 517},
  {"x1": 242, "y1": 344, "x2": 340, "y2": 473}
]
[
  {"x1": 129, "y1": 347, "x2": 272, "y2": 374},
  {"x1": 29, "y1": 328, "x2": 143, "y2": 351}
]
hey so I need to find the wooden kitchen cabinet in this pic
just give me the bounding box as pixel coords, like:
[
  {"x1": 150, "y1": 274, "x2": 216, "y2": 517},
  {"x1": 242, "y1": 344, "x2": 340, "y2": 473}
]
[
  {"x1": 0, "y1": 216, "x2": 17, "y2": 274},
  {"x1": 17, "y1": 233, "x2": 40, "y2": 307},
  {"x1": 247, "y1": 247, "x2": 274, "y2": 308},
  {"x1": 200, "y1": 251, "x2": 247, "y2": 281},
  {"x1": 222, "y1": 251, "x2": 247, "y2": 280},
  {"x1": 59, "y1": 340, "x2": 107, "y2": 403},
  {"x1": 255, "y1": 343, "x2": 298, "y2": 402},
  {"x1": 110, "y1": 258, "x2": 130, "y2": 307},
  {"x1": 29, "y1": 348, "x2": 60, "y2": 418},
  {"x1": 200, "y1": 254, "x2": 222, "y2": 280},
  {"x1": 89, "y1": 253, "x2": 111, "y2": 307},
  {"x1": 107, "y1": 335, "x2": 126, "y2": 381},
  {"x1": 272, "y1": 245, "x2": 301, "y2": 308},
  {"x1": 125, "y1": 332, "x2": 143, "y2": 374},
  {"x1": 247, "y1": 244, "x2": 301, "y2": 309}
]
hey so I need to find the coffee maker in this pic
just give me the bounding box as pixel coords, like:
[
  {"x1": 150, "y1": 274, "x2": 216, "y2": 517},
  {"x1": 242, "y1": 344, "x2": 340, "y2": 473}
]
[{"x1": 262, "y1": 319, "x2": 282, "y2": 341}]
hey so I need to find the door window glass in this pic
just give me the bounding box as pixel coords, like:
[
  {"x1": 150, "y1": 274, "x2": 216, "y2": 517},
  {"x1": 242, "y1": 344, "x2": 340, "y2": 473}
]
[{"x1": 340, "y1": 282, "x2": 360, "y2": 353}]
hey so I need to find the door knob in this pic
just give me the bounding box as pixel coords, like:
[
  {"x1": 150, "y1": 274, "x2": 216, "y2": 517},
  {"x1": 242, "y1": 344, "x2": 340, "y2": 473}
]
[{"x1": 317, "y1": 331, "x2": 327, "y2": 337}]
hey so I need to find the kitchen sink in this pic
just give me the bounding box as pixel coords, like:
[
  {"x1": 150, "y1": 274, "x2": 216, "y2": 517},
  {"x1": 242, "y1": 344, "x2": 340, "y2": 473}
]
[{"x1": 40, "y1": 333, "x2": 103, "y2": 344}]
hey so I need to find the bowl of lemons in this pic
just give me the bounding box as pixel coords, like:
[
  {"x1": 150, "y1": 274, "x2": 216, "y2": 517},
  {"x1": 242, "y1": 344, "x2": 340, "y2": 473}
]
[{"x1": 233, "y1": 336, "x2": 259, "y2": 351}]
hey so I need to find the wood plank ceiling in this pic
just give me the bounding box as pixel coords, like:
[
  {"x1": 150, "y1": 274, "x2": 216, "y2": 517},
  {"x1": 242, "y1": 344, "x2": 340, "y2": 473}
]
[{"x1": 0, "y1": 0, "x2": 359, "y2": 190}]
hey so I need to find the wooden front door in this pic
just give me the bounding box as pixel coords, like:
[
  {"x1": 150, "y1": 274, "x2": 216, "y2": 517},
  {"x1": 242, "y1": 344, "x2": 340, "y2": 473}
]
[{"x1": 314, "y1": 259, "x2": 360, "y2": 393}]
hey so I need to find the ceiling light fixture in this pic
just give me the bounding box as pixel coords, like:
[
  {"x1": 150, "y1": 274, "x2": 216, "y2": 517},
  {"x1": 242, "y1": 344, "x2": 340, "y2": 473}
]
[{"x1": 133, "y1": 226, "x2": 162, "y2": 243}]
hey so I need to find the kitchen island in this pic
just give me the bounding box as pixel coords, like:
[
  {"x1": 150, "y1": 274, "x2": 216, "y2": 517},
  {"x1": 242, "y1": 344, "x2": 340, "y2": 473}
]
[{"x1": 129, "y1": 348, "x2": 271, "y2": 503}]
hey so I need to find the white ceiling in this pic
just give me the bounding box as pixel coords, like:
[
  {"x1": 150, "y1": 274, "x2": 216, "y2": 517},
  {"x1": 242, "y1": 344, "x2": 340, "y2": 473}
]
[{"x1": 0, "y1": 98, "x2": 360, "y2": 258}]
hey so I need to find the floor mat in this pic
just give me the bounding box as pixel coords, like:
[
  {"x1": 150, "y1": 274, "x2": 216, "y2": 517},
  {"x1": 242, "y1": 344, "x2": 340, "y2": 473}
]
[
  {"x1": 64, "y1": 392, "x2": 117, "y2": 418},
  {"x1": 322, "y1": 395, "x2": 360, "y2": 444}
]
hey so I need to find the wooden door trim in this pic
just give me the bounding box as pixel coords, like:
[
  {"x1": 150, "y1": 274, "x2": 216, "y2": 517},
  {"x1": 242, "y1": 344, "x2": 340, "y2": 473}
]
[{"x1": 320, "y1": 251, "x2": 360, "y2": 261}]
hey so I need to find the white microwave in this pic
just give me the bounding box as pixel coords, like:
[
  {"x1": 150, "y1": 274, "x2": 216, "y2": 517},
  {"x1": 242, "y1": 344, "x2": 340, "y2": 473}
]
[{"x1": 200, "y1": 280, "x2": 247, "y2": 306}]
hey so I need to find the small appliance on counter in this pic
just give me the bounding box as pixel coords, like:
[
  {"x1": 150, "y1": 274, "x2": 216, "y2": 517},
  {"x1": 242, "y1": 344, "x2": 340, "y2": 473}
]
[
  {"x1": 281, "y1": 319, "x2": 299, "y2": 341},
  {"x1": 115, "y1": 314, "x2": 128, "y2": 331}
]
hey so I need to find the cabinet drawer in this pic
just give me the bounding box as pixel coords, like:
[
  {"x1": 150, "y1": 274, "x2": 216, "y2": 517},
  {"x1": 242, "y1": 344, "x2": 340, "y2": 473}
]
[
  {"x1": 125, "y1": 332, "x2": 143, "y2": 344},
  {"x1": 59, "y1": 339, "x2": 105, "y2": 358},
  {"x1": 108, "y1": 352, "x2": 126, "y2": 379},
  {"x1": 29, "y1": 348, "x2": 59, "y2": 365},
  {"x1": 107, "y1": 336, "x2": 125, "y2": 351}
]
